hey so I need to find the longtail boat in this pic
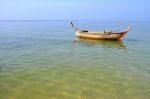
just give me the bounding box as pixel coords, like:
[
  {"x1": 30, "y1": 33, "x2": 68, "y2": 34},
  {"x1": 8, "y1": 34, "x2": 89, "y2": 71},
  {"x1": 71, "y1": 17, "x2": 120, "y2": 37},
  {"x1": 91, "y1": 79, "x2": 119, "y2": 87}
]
[{"x1": 71, "y1": 22, "x2": 131, "y2": 41}]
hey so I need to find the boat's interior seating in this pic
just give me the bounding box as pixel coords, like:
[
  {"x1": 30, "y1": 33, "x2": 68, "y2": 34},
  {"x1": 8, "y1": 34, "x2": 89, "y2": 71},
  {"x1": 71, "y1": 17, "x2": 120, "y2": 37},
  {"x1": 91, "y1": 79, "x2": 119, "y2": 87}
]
[
  {"x1": 81, "y1": 30, "x2": 88, "y2": 32},
  {"x1": 76, "y1": 29, "x2": 88, "y2": 32}
]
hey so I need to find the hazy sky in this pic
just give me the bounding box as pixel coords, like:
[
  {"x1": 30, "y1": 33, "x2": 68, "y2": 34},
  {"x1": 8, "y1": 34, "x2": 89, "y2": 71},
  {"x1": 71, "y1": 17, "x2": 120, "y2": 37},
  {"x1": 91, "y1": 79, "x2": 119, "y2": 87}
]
[{"x1": 0, "y1": 0, "x2": 149, "y2": 20}]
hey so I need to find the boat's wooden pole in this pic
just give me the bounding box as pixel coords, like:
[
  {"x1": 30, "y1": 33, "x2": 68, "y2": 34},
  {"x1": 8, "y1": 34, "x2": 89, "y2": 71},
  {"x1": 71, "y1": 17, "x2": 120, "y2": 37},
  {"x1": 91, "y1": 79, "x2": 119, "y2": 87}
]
[
  {"x1": 70, "y1": 22, "x2": 76, "y2": 30},
  {"x1": 125, "y1": 26, "x2": 131, "y2": 32}
]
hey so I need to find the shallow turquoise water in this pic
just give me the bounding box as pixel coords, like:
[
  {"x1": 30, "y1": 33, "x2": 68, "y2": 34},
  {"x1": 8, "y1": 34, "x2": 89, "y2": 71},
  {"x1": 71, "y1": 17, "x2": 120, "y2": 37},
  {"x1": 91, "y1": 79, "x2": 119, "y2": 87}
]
[{"x1": 0, "y1": 21, "x2": 150, "y2": 99}]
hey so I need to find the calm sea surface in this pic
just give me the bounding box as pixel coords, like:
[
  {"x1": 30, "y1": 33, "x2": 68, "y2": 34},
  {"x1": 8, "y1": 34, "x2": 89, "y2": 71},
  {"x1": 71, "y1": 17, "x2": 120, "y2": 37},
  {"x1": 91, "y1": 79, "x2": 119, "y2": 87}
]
[{"x1": 0, "y1": 21, "x2": 150, "y2": 99}]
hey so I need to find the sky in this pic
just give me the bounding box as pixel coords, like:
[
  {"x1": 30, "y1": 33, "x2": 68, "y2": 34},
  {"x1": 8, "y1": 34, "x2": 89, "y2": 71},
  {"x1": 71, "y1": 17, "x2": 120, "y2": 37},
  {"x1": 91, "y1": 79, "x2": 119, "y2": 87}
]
[{"x1": 0, "y1": 0, "x2": 150, "y2": 21}]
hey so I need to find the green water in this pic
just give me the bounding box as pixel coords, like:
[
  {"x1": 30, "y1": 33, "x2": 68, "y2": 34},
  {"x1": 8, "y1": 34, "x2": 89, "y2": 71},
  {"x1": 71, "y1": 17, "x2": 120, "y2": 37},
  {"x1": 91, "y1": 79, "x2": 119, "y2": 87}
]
[{"x1": 0, "y1": 21, "x2": 150, "y2": 99}]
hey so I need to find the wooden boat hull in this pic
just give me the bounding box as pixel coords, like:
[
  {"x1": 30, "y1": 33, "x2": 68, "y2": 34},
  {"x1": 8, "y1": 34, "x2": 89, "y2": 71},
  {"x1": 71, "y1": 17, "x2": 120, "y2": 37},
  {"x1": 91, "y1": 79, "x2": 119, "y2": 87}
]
[
  {"x1": 75, "y1": 30, "x2": 128, "y2": 41},
  {"x1": 71, "y1": 22, "x2": 131, "y2": 41}
]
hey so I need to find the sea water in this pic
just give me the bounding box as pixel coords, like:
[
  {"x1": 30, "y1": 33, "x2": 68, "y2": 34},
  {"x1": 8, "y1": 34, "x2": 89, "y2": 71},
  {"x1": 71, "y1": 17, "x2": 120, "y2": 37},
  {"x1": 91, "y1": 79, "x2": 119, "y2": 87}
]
[{"x1": 0, "y1": 21, "x2": 150, "y2": 99}]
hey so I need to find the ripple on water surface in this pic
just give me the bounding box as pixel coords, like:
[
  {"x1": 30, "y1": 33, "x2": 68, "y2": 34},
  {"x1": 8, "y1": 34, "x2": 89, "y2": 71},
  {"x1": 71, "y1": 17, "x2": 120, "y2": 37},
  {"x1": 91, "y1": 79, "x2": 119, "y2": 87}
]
[{"x1": 0, "y1": 21, "x2": 150, "y2": 99}]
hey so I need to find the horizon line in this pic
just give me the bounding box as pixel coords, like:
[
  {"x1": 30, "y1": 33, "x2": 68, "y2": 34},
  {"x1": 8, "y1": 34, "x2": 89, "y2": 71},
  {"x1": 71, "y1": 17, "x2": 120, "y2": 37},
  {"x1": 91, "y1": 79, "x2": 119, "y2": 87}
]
[{"x1": 0, "y1": 19, "x2": 149, "y2": 22}]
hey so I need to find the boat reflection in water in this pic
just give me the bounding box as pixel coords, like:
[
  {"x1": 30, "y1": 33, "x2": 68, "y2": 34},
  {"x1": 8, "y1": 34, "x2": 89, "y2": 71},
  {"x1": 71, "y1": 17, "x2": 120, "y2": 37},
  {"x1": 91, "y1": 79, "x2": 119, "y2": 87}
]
[{"x1": 72, "y1": 38, "x2": 128, "y2": 53}]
